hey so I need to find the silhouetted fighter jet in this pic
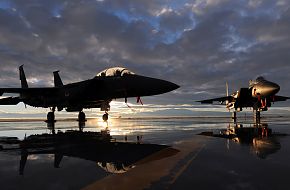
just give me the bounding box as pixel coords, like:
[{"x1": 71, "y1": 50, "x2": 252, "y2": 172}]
[
  {"x1": 197, "y1": 77, "x2": 290, "y2": 120},
  {"x1": 0, "y1": 66, "x2": 179, "y2": 121},
  {"x1": 17, "y1": 130, "x2": 178, "y2": 175}
]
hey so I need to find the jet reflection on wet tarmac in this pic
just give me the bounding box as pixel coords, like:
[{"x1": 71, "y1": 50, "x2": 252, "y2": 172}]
[
  {"x1": 199, "y1": 122, "x2": 288, "y2": 159},
  {"x1": 0, "y1": 123, "x2": 179, "y2": 176}
]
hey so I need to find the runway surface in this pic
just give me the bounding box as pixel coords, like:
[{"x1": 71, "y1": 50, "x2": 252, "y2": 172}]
[{"x1": 0, "y1": 116, "x2": 290, "y2": 190}]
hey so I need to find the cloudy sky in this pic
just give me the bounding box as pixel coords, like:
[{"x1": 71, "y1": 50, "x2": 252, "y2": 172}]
[{"x1": 0, "y1": 0, "x2": 290, "y2": 118}]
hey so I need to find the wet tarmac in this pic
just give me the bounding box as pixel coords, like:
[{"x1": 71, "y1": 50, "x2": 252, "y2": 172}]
[{"x1": 1, "y1": 116, "x2": 290, "y2": 190}]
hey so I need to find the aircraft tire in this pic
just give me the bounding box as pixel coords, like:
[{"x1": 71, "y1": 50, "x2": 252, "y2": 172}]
[
  {"x1": 47, "y1": 112, "x2": 55, "y2": 122},
  {"x1": 78, "y1": 111, "x2": 86, "y2": 122},
  {"x1": 102, "y1": 113, "x2": 108, "y2": 121}
]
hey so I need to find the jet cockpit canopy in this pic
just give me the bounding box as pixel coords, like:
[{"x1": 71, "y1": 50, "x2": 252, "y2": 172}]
[
  {"x1": 256, "y1": 76, "x2": 266, "y2": 82},
  {"x1": 249, "y1": 76, "x2": 266, "y2": 87},
  {"x1": 96, "y1": 67, "x2": 135, "y2": 77}
]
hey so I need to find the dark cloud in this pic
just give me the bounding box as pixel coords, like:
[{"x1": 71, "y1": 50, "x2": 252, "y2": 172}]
[{"x1": 0, "y1": 0, "x2": 290, "y2": 105}]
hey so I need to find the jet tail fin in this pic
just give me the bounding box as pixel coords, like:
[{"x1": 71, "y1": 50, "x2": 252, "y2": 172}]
[
  {"x1": 53, "y1": 71, "x2": 63, "y2": 87},
  {"x1": 19, "y1": 65, "x2": 28, "y2": 89},
  {"x1": 226, "y1": 82, "x2": 229, "y2": 97},
  {"x1": 226, "y1": 82, "x2": 229, "y2": 110}
]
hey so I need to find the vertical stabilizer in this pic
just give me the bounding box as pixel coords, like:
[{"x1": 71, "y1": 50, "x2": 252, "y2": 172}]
[
  {"x1": 53, "y1": 71, "x2": 63, "y2": 87},
  {"x1": 226, "y1": 82, "x2": 229, "y2": 110},
  {"x1": 19, "y1": 65, "x2": 28, "y2": 89},
  {"x1": 226, "y1": 82, "x2": 229, "y2": 97}
]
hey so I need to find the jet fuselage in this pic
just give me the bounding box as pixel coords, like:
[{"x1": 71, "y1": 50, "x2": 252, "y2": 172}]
[{"x1": 22, "y1": 74, "x2": 178, "y2": 111}]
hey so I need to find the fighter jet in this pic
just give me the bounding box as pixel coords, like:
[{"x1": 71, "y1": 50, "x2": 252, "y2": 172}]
[
  {"x1": 0, "y1": 66, "x2": 179, "y2": 121},
  {"x1": 197, "y1": 77, "x2": 290, "y2": 119}
]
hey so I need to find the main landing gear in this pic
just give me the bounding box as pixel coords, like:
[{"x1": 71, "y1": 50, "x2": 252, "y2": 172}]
[
  {"x1": 46, "y1": 107, "x2": 56, "y2": 123},
  {"x1": 254, "y1": 110, "x2": 261, "y2": 123},
  {"x1": 46, "y1": 107, "x2": 110, "y2": 123},
  {"x1": 77, "y1": 110, "x2": 108, "y2": 122},
  {"x1": 101, "y1": 101, "x2": 110, "y2": 122},
  {"x1": 46, "y1": 107, "x2": 56, "y2": 134},
  {"x1": 78, "y1": 111, "x2": 109, "y2": 122},
  {"x1": 78, "y1": 111, "x2": 86, "y2": 131},
  {"x1": 78, "y1": 111, "x2": 86, "y2": 122}
]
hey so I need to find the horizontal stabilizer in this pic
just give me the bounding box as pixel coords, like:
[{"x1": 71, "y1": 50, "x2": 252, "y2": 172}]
[
  {"x1": 0, "y1": 97, "x2": 20, "y2": 105},
  {"x1": 273, "y1": 95, "x2": 290, "y2": 102},
  {"x1": 196, "y1": 96, "x2": 234, "y2": 104}
]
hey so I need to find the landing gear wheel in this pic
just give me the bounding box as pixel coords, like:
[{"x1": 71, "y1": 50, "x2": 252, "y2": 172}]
[
  {"x1": 47, "y1": 112, "x2": 55, "y2": 122},
  {"x1": 102, "y1": 113, "x2": 109, "y2": 122},
  {"x1": 231, "y1": 112, "x2": 237, "y2": 123},
  {"x1": 78, "y1": 111, "x2": 86, "y2": 122},
  {"x1": 254, "y1": 111, "x2": 261, "y2": 123}
]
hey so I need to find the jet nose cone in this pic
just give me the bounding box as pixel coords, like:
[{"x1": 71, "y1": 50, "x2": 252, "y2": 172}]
[
  {"x1": 272, "y1": 83, "x2": 280, "y2": 94},
  {"x1": 166, "y1": 82, "x2": 180, "y2": 92},
  {"x1": 264, "y1": 82, "x2": 280, "y2": 95},
  {"x1": 124, "y1": 75, "x2": 179, "y2": 97},
  {"x1": 153, "y1": 79, "x2": 179, "y2": 95}
]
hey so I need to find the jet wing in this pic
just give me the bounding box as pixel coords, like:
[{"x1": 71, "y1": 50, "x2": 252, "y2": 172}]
[
  {"x1": 0, "y1": 87, "x2": 58, "y2": 96},
  {"x1": 196, "y1": 96, "x2": 234, "y2": 104},
  {"x1": 0, "y1": 97, "x2": 20, "y2": 105},
  {"x1": 273, "y1": 95, "x2": 290, "y2": 102},
  {"x1": 0, "y1": 88, "x2": 25, "y2": 96}
]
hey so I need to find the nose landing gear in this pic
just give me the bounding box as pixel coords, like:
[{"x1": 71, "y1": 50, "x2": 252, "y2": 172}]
[
  {"x1": 102, "y1": 112, "x2": 109, "y2": 122},
  {"x1": 254, "y1": 110, "x2": 261, "y2": 123},
  {"x1": 101, "y1": 101, "x2": 110, "y2": 122}
]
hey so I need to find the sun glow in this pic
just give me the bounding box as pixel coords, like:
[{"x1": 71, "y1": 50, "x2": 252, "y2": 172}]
[{"x1": 85, "y1": 117, "x2": 150, "y2": 137}]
